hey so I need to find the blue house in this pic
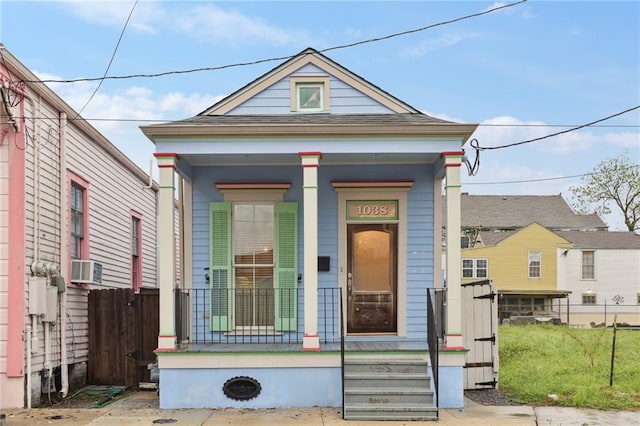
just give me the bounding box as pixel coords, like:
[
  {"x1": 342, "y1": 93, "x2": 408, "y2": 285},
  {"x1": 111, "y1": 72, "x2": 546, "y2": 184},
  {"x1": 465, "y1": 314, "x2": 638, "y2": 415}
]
[{"x1": 141, "y1": 48, "x2": 477, "y2": 420}]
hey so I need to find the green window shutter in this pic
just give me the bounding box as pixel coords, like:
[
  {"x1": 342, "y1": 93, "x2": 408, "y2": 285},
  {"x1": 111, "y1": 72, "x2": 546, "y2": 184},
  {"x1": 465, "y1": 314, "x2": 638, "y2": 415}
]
[
  {"x1": 275, "y1": 202, "x2": 298, "y2": 331},
  {"x1": 210, "y1": 202, "x2": 232, "y2": 331}
]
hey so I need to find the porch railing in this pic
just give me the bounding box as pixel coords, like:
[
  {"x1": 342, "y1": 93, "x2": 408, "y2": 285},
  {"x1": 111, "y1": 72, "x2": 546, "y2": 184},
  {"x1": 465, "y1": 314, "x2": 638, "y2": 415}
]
[
  {"x1": 427, "y1": 288, "x2": 443, "y2": 415},
  {"x1": 174, "y1": 287, "x2": 341, "y2": 345}
]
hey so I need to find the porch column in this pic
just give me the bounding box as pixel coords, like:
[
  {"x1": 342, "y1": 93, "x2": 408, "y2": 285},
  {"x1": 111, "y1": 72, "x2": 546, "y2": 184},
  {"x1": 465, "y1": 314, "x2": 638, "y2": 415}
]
[
  {"x1": 443, "y1": 151, "x2": 465, "y2": 350},
  {"x1": 154, "y1": 152, "x2": 178, "y2": 351},
  {"x1": 300, "y1": 152, "x2": 321, "y2": 351}
]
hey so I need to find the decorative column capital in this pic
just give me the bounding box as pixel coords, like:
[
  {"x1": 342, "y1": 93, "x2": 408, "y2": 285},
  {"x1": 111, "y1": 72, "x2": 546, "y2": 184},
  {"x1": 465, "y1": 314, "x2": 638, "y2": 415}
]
[
  {"x1": 441, "y1": 151, "x2": 464, "y2": 168},
  {"x1": 299, "y1": 152, "x2": 322, "y2": 168},
  {"x1": 154, "y1": 152, "x2": 180, "y2": 169}
]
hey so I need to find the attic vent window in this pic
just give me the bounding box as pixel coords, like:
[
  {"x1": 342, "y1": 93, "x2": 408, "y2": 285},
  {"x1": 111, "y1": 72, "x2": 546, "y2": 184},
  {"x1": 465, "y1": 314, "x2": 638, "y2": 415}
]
[{"x1": 290, "y1": 76, "x2": 330, "y2": 112}]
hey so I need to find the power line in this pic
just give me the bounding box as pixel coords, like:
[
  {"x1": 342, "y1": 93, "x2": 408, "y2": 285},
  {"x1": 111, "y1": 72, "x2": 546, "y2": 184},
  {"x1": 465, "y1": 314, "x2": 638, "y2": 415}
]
[
  {"x1": 12, "y1": 0, "x2": 527, "y2": 85},
  {"x1": 471, "y1": 105, "x2": 640, "y2": 151},
  {"x1": 75, "y1": 0, "x2": 139, "y2": 117},
  {"x1": 462, "y1": 105, "x2": 640, "y2": 176},
  {"x1": 11, "y1": 115, "x2": 640, "y2": 128},
  {"x1": 463, "y1": 165, "x2": 640, "y2": 186}
]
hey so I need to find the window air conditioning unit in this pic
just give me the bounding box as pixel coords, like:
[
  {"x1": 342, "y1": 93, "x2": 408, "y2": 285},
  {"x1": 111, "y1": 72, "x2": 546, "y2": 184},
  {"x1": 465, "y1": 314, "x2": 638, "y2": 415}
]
[{"x1": 71, "y1": 260, "x2": 103, "y2": 285}]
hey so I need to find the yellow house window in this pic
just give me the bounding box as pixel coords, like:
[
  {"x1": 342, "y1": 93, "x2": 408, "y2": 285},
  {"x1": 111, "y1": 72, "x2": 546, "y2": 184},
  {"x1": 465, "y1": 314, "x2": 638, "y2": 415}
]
[
  {"x1": 528, "y1": 250, "x2": 541, "y2": 278},
  {"x1": 462, "y1": 258, "x2": 488, "y2": 278}
]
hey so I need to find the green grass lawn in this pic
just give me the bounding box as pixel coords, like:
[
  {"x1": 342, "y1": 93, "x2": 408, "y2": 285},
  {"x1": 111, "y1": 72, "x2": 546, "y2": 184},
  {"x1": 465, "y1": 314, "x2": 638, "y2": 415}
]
[{"x1": 498, "y1": 324, "x2": 640, "y2": 411}]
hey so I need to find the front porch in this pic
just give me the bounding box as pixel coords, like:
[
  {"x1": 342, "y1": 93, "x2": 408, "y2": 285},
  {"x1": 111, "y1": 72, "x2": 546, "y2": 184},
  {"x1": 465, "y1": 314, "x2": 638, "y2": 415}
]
[{"x1": 156, "y1": 287, "x2": 467, "y2": 414}]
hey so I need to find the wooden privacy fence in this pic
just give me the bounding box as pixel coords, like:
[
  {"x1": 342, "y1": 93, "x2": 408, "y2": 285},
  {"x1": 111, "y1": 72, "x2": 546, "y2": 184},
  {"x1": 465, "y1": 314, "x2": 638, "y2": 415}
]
[{"x1": 88, "y1": 288, "x2": 159, "y2": 389}]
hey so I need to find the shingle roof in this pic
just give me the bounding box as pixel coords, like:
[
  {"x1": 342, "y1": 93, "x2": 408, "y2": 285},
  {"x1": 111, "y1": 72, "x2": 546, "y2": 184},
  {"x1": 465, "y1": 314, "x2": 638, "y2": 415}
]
[
  {"x1": 554, "y1": 231, "x2": 640, "y2": 249},
  {"x1": 157, "y1": 113, "x2": 451, "y2": 127},
  {"x1": 445, "y1": 194, "x2": 607, "y2": 231},
  {"x1": 477, "y1": 230, "x2": 517, "y2": 246}
]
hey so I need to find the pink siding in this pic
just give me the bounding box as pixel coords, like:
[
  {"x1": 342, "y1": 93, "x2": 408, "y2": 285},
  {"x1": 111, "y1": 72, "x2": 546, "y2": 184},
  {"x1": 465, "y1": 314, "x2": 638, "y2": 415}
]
[{"x1": 7, "y1": 100, "x2": 25, "y2": 377}]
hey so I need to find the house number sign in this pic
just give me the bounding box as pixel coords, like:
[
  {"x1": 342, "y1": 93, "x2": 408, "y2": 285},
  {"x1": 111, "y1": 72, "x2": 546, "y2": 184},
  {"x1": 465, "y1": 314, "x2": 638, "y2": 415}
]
[{"x1": 347, "y1": 200, "x2": 398, "y2": 220}]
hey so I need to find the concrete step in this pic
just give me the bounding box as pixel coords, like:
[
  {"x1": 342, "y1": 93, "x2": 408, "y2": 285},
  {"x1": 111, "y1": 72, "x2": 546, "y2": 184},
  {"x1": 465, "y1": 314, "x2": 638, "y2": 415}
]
[
  {"x1": 343, "y1": 403, "x2": 438, "y2": 421},
  {"x1": 342, "y1": 356, "x2": 437, "y2": 421},
  {"x1": 343, "y1": 358, "x2": 429, "y2": 374},
  {"x1": 344, "y1": 387, "x2": 434, "y2": 405},
  {"x1": 343, "y1": 372, "x2": 431, "y2": 389}
]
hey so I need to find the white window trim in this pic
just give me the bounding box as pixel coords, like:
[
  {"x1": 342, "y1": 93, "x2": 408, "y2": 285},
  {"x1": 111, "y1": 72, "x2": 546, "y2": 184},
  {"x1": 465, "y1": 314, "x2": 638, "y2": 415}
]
[
  {"x1": 290, "y1": 76, "x2": 330, "y2": 112},
  {"x1": 462, "y1": 258, "x2": 488, "y2": 279},
  {"x1": 581, "y1": 250, "x2": 596, "y2": 280},
  {"x1": 528, "y1": 250, "x2": 541, "y2": 279}
]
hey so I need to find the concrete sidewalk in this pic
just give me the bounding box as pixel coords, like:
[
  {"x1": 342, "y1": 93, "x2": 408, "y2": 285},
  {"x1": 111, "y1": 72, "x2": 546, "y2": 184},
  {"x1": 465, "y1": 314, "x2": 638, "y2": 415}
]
[{"x1": 2, "y1": 391, "x2": 638, "y2": 425}]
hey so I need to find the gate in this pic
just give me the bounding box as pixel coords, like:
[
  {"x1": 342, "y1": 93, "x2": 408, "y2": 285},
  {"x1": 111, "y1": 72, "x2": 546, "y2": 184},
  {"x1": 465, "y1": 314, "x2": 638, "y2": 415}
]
[
  {"x1": 88, "y1": 288, "x2": 159, "y2": 389},
  {"x1": 461, "y1": 279, "x2": 498, "y2": 389}
]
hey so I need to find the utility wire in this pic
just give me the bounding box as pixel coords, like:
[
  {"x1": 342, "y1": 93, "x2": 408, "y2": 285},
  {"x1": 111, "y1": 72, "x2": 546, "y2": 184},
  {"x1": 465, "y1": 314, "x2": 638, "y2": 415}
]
[
  {"x1": 471, "y1": 105, "x2": 640, "y2": 151},
  {"x1": 462, "y1": 105, "x2": 640, "y2": 176},
  {"x1": 9, "y1": 115, "x2": 640, "y2": 127},
  {"x1": 13, "y1": 0, "x2": 527, "y2": 85},
  {"x1": 75, "y1": 0, "x2": 138, "y2": 117},
  {"x1": 463, "y1": 165, "x2": 640, "y2": 186}
]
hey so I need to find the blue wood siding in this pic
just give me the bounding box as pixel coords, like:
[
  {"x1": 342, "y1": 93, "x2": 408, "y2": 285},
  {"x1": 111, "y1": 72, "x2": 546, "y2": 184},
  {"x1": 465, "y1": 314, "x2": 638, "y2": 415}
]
[
  {"x1": 228, "y1": 63, "x2": 394, "y2": 115},
  {"x1": 191, "y1": 163, "x2": 435, "y2": 339}
]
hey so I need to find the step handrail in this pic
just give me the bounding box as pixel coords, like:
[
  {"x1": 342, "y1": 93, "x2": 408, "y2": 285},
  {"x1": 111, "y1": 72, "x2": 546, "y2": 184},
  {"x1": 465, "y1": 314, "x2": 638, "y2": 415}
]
[
  {"x1": 340, "y1": 286, "x2": 345, "y2": 420},
  {"x1": 427, "y1": 289, "x2": 440, "y2": 418}
]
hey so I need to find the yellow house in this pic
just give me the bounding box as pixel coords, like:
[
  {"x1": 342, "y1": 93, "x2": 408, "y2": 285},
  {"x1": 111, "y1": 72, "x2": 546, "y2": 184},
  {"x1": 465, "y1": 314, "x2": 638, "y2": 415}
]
[{"x1": 461, "y1": 222, "x2": 572, "y2": 323}]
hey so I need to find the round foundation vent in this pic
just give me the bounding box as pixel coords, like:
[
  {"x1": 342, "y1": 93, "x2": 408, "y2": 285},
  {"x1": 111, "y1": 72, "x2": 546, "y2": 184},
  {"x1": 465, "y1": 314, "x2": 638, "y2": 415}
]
[{"x1": 222, "y1": 376, "x2": 261, "y2": 401}]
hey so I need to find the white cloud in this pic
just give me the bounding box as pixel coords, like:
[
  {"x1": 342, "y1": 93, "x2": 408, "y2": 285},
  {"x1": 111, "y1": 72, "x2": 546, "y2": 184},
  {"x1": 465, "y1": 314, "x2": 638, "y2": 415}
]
[
  {"x1": 59, "y1": 0, "x2": 310, "y2": 46},
  {"x1": 602, "y1": 132, "x2": 640, "y2": 149},
  {"x1": 174, "y1": 5, "x2": 308, "y2": 46},
  {"x1": 400, "y1": 32, "x2": 480, "y2": 58},
  {"x1": 422, "y1": 110, "x2": 465, "y2": 123},
  {"x1": 468, "y1": 115, "x2": 609, "y2": 155},
  {"x1": 60, "y1": 0, "x2": 164, "y2": 33}
]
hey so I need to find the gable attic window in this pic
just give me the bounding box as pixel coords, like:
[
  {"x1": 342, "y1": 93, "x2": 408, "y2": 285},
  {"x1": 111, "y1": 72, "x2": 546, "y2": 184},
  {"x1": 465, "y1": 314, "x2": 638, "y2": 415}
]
[{"x1": 290, "y1": 76, "x2": 330, "y2": 112}]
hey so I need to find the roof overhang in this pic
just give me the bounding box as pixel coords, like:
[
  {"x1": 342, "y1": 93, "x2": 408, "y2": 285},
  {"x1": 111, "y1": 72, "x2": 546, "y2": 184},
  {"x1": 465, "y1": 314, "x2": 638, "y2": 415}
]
[
  {"x1": 498, "y1": 290, "x2": 572, "y2": 298},
  {"x1": 141, "y1": 122, "x2": 478, "y2": 141}
]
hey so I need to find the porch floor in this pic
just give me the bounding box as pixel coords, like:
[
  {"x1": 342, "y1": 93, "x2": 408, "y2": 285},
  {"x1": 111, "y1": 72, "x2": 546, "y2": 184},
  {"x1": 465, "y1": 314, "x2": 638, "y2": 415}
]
[{"x1": 178, "y1": 339, "x2": 430, "y2": 353}]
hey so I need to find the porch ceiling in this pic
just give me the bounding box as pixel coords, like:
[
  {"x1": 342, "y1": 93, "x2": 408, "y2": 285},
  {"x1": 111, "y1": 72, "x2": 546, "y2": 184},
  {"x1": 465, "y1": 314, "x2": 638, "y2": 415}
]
[{"x1": 180, "y1": 152, "x2": 442, "y2": 166}]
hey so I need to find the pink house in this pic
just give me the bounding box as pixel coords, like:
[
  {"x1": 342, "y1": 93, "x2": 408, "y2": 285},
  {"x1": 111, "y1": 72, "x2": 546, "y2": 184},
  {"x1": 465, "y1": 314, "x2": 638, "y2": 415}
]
[{"x1": 0, "y1": 44, "x2": 158, "y2": 408}]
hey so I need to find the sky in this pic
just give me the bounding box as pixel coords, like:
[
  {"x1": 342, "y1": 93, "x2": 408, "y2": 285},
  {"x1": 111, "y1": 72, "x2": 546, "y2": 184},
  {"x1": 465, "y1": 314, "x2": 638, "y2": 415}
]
[{"x1": 1, "y1": 0, "x2": 638, "y2": 231}]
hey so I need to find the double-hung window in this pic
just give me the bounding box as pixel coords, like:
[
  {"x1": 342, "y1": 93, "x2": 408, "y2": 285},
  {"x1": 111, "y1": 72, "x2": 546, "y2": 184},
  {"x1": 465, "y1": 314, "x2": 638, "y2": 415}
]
[
  {"x1": 209, "y1": 201, "x2": 298, "y2": 333},
  {"x1": 582, "y1": 293, "x2": 596, "y2": 305},
  {"x1": 581, "y1": 250, "x2": 595, "y2": 280},
  {"x1": 528, "y1": 250, "x2": 541, "y2": 278},
  {"x1": 462, "y1": 258, "x2": 488, "y2": 278},
  {"x1": 70, "y1": 182, "x2": 85, "y2": 259}
]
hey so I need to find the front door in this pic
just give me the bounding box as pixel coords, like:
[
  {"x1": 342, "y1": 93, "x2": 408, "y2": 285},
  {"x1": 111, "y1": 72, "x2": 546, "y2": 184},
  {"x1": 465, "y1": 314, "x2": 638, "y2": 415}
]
[{"x1": 347, "y1": 224, "x2": 397, "y2": 333}]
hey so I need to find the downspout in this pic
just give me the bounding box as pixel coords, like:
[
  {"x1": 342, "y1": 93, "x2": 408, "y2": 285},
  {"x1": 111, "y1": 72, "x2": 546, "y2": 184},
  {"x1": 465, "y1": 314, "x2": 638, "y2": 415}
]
[
  {"x1": 59, "y1": 111, "x2": 69, "y2": 398},
  {"x1": 25, "y1": 322, "x2": 32, "y2": 408}
]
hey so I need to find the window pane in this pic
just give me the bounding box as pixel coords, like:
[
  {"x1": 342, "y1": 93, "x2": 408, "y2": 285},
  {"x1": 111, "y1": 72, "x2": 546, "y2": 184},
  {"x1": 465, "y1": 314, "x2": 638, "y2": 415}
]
[
  {"x1": 582, "y1": 251, "x2": 594, "y2": 279},
  {"x1": 132, "y1": 217, "x2": 140, "y2": 256},
  {"x1": 298, "y1": 84, "x2": 323, "y2": 110},
  {"x1": 234, "y1": 204, "x2": 274, "y2": 265},
  {"x1": 70, "y1": 184, "x2": 85, "y2": 258},
  {"x1": 476, "y1": 259, "x2": 488, "y2": 278},
  {"x1": 233, "y1": 203, "x2": 275, "y2": 328},
  {"x1": 528, "y1": 251, "x2": 541, "y2": 278},
  {"x1": 462, "y1": 259, "x2": 473, "y2": 278}
]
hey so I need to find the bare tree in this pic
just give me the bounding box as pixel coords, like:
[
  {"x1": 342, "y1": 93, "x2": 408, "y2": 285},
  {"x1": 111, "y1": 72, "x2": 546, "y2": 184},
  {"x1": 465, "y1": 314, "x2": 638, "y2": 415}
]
[{"x1": 570, "y1": 152, "x2": 639, "y2": 232}]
